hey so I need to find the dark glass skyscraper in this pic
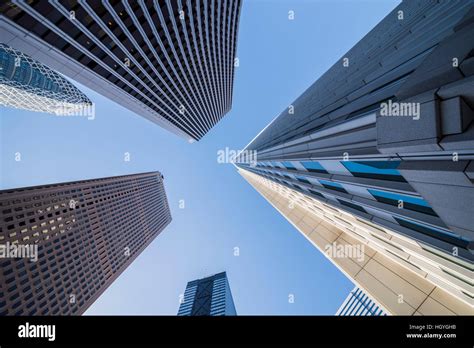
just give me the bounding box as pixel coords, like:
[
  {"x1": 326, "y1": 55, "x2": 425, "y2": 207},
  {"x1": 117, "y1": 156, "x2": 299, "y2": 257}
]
[
  {"x1": 178, "y1": 272, "x2": 236, "y2": 316},
  {"x1": 236, "y1": 0, "x2": 474, "y2": 312},
  {"x1": 0, "y1": 0, "x2": 242, "y2": 141},
  {"x1": 0, "y1": 172, "x2": 171, "y2": 315}
]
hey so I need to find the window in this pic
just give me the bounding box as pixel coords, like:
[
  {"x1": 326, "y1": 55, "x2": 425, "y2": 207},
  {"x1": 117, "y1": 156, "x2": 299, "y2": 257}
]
[
  {"x1": 394, "y1": 217, "x2": 470, "y2": 249},
  {"x1": 319, "y1": 180, "x2": 347, "y2": 194},
  {"x1": 309, "y1": 189, "x2": 325, "y2": 199},
  {"x1": 301, "y1": 161, "x2": 327, "y2": 174},
  {"x1": 296, "y1": 176, "x2": 311, "y2": 185},
  {"x1": 368, "y1": 189, "x2": 437, "y2": 216},
  {"x1": 282, "y1": 161, "x2": 297, "y2": 171},
  {"x1": 337, "y1": 199, "x2": 366, "y2": 213},
  {"x1": 341, "y1": 161, "x2": 406, "y2": 182}
]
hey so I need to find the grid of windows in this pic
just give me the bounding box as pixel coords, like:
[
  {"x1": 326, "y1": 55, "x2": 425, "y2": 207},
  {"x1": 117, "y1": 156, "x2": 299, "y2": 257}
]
[{"x1": 0, "y1": 172, "x2": 171, "y2": 315}]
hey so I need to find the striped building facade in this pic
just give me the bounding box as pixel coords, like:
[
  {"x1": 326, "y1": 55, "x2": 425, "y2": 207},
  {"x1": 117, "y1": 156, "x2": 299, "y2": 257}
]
[
  {"x1": 0, "y1": 0, "x2": 243, "y2": 141},
  {"x1": 336, "y1": 287, "x2": 387, "y2": 316}
]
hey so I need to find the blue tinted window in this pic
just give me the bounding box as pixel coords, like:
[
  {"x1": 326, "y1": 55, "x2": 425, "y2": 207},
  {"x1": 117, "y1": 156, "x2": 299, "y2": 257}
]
[
  {"x1": 296, "y1": 176, "x2": 311, "y2": 184},
  {"x1": 368, "y1": 189, "x2": 430, "y2": 207},
  {"x1": 282, "y1": 161, "x2": 297, "y2": 170},
  {"x1": 368, "y1": 189, "x2": 437, "y2": 216},
  {"x1": 301, "y1": 161, "x2": 327, "y2": 173},
  {"x1": 342, "y1": 161, "x2": 406, "y2": 182},
  {"x1": 319, "y1": 180, "x2": 347, "y2": 193}
]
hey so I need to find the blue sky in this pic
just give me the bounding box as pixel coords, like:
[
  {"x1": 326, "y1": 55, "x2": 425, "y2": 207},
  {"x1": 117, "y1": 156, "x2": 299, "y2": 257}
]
[{"x1": 0, "y1": 0, "x2": 399, "y2": 315}]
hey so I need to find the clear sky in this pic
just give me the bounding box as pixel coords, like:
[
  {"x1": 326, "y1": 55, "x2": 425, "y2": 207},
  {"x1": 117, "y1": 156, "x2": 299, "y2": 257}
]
[{"x1": 0, "y1": 0, "x2": 400, "y2": 315}]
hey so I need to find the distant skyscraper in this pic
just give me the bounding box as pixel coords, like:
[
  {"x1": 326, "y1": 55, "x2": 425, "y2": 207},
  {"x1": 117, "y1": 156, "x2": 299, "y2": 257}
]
[
  {"x1": 236, "y1": 1, "x2": 474, "y2": 314},
  {"x1": 0, "y1": 0, "x2": 242, "y2": 141},
  {"x1": 178, "y1": 272, "x2": 236, "y2": 316},
  {"x1": 0, "y1": 43, "x2": 92, "y2": 115},
  {"x1": 336, "y1": 287, "x2": 386, "y2": 316},
  {"x1": 0, "y1": 172, "x2": 171, "y2": 315}
]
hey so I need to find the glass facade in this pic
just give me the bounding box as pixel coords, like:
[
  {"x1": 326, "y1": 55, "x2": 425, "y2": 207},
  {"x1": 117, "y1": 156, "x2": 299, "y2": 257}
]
[
  {"x1": 0, "y1": 0, "x2": 242, "y2": 140},
  {"x1": 177, "y1": 272, "x2": 236, "y2": 316}
]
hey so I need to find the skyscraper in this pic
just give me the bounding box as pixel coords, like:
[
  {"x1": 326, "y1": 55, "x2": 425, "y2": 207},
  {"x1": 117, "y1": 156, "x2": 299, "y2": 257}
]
[
  {"x1": 0, "y1": 43, "x2": 92, "y2": 115},
  {"x1": 236, "y1": 0, "x2": 474, "y2": 314},
  {"x1": 0, "y1": 0, "x2": 242, "y2": 141},
  {"x1": 0, "y1": 172, "x2": 172, "y2": 315},
  {"x1": 336, "y1": 287, "x2": 387, "y2": 316},
  {"x1": 178, "y1": 272, "x2": 236, "y2": 316}
]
